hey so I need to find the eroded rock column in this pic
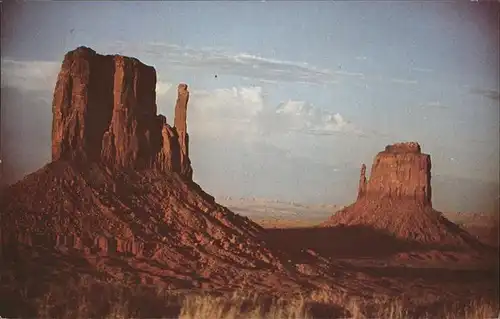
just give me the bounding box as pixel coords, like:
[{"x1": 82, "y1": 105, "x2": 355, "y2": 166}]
[
  {"x1": 357, "y1": 164, "x2": 367, "y2": 199},
  {"x1": 174, "y1": 84, "x2": 193, "y2": 179}
]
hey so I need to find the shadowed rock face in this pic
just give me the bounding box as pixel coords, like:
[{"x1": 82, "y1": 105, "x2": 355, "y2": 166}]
[
  {"x1": 51, "y1": 46, "x2": 192, "y2": 178},
  {"x1": 358, "y1": 142, "x2": 432, "y2": 206}
]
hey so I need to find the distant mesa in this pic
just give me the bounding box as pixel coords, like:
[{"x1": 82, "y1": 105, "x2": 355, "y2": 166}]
[{"x1": 323, "y1": 142, "x2": 484, "y2": 250}]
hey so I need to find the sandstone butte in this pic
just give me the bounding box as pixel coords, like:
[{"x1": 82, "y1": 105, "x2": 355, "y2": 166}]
[
  {"x1": 1, "y1": 47, "x2": 340, "y2": 291},
  {"x1": 51, "y1": 47, "x2": 192, "y2": 178},
  {"x1": 322, "y1": 142, "x2": 484, "y2": 250}
]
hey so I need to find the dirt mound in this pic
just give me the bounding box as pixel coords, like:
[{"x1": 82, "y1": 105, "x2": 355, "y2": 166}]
[{"x1": 322, "y1": 142, "x2": 484, "y2": 252}]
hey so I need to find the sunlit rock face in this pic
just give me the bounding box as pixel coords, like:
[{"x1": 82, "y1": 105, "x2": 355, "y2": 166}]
[{"x1": 51, "y1": 46, "x2": 192, "y2": 178}]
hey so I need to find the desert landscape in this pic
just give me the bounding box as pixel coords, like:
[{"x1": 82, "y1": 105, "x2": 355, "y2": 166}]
[
  {"x1": 1, "y1": 2, "x2": 499, "y2": 319},
  {"x1": 0, "y1": 46, "x2": 498, "y2": 319}
]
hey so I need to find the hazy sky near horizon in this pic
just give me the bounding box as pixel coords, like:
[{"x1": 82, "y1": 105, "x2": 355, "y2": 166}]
[{"x1": 1, "y1": 1, "x2": 499, "y2": 212}]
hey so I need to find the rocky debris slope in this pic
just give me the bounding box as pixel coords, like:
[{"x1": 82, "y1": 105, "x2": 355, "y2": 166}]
[
  {"x1": 1, "y1": 160, "x2": 291, "y2": 289},
  {"x1": 1, "y1": 47, "x2": 321, "y2": 290},
  {"x1": 323, "y1": 142, "x2": 483, "y2": 250}
]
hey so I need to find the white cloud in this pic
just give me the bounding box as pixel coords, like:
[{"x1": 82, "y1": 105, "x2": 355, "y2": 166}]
[
  {"x1": 335, "y1": 70, "x2": 365, "y2": 78},
  {"x1": 411, "y1": 67, "x2": 434, "y2": 73},
  {"x1": 419, "y1": 101, "x2": 448, "y2": 110},
  {"x1": 155, "y1": 81, "x2": 172, "y2": 96},
  {"x1": 390, "y1": 78, "x2": 418, "y2": 85},
  {"x1": 104, "y1": 42, "x2": 348, "y2": 86},
  {"x1": 427, "y1": 101, "x2": 442, "y2": 107},
  {"x1": 185, "y1": 86, "x2": 364, "y2": 146},
  {"x1": 275, "y1": 100, "x2": 364, "y2": 136},
  {"x1": 1, "y1": 59, "x2": 60, "y2": 91},
  {"x1": 186, "y1": 86, "x2": 265, "y2": 143}
]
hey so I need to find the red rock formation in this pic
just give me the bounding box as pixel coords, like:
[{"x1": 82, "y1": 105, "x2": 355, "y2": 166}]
[
  {"x1": 357, "y1": 164, "x2": 367, "y2": 200},
  {"x1": 359, "y1": 141, "x2": 432, "y2": 206},
  {"x1": 173, "y1": 84, "x2": 193, "y2": 179},
  {"x1": 323, "y1": 142, "x2": 482, "y2": 250},
  {"x1": 51, "y1": 46, "x2": 192, "y2": 178}
]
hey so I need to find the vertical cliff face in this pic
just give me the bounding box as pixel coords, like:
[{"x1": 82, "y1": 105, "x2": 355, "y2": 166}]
[
  {"x1": 357, "y1": 142, "x2": 432, "y2": 206},
  {"x1": 51, "y1": 47, "x2": 193, "y2": 178}
]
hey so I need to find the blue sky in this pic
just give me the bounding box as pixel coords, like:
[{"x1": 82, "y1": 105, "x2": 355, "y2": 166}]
[{"x1": 1, "y1": 1, "x2": 499, "y2": 212}]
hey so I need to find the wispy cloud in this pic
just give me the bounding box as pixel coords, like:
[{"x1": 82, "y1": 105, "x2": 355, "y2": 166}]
[
  {"x1": 469, "y1": 87, "x2": 500, "y2": 101},
  {"x1": 1, "y1": 57, "x2": 176, "y2": 99},
  {"x1": 1, "y1": 59, "x2": 60, "y2": 91},
  {"x1": 104, "y1": 42, "x2": 355, "y2": 86},
  {"x1": 411, "y1": 67, "x2": 434, "y2": 73},
  {"x1": 420, "y1": 101, "x2": 448, "y2": 109},
  {"x1": 334, "y1": 70, "x2": 365, "y2": 78},
  {"x1": 390, "y1": 78, "x2": 418, "y2": 85}
]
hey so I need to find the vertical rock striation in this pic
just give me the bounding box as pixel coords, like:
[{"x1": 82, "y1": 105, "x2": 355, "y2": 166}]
[
  {"x1": 357, "y1": 142, "x2": 432, "y2": 206},
  {"x1": 51, "y1": 46, "x2": 193, "y2": 178}
]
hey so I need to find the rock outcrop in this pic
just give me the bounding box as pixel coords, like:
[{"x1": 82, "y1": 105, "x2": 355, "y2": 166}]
[
  {"x1": 357, "y1": 142, "x2": 432, "y2": 205},
  {"x1": 357, "y1": 164, "x2": 367, "y2": 200},
  {"x1": 173, "y1": 83, "x2": 193, "y2": 179},
  {"x1": 323, "y1": 142, "x2": 483, "y2": 250},
  {"x1": 51, "y1": 46, "x2": 192, "y2": 178}
]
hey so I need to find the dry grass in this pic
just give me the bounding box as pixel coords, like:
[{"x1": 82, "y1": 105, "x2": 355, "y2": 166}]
[
  {"x1": 440, "y1": 298, "x2": 500, "y2": 319},
  {"x1": 18, "y1": 279, "x2": 497, "y2": 319},
  {"x1": 179, "y1": 291, "x2": 310, "y2": 319}
]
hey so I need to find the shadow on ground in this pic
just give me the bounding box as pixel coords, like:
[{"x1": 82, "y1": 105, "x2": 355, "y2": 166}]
[{"x1": 260, "y1": 224, "x2": 487, "y2": 261}]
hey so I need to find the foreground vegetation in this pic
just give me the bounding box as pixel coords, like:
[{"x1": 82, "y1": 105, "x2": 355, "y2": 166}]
[{"x1": 1, "y1": 276, "x2": 498, "y2": 319}]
